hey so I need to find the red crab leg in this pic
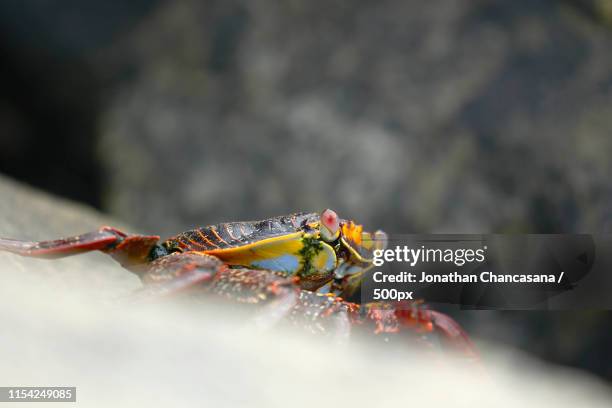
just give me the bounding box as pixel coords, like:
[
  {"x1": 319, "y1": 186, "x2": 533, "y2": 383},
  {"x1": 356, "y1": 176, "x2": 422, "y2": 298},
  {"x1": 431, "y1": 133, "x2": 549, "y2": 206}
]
[
  {"x1": 132, "y1": 255, "x2": 478, "y2": 357},
  {"x1": 210, "y1": 269, "x2": 356, "y2": 339},
  {"x1": 130, "y1": 252, "x2": 224, "y2": 299},
  {"x1": 0, "y1": 228, "x2": 121, "y2": 258},
  {"x1": 131, "y1": 253, "x2": 305, "y2": 322},
  {"x1": 131, "y1": 251, "x2": 298, "y2": 302},
  {"x1": 427, "y1": 310, "x2": 478, "y2": 357},
  {"x1": 0, "y1": 227, "x2": 160, "y2": 271},
  {"x1": 362, "y1": 301, "x2": 479, "y2": 359},
  {"x1": 136, "y1": 257, "x2": 354, "y2": 337},
  {"x1": 206, "y1": 268, "x2": 355, "y2": 337}
]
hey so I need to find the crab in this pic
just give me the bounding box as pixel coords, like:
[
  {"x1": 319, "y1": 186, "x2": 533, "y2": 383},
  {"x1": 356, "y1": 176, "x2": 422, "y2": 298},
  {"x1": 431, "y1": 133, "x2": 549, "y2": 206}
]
[{"x1": 0, "y1": 209, "x2": 477, "y2": 358}]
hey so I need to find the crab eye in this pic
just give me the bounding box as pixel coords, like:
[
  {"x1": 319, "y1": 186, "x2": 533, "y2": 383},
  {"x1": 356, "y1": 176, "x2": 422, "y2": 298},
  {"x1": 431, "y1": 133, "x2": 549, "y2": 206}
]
[{"x1": 319, "y1": 209, "x2": 340, "y2": 242}]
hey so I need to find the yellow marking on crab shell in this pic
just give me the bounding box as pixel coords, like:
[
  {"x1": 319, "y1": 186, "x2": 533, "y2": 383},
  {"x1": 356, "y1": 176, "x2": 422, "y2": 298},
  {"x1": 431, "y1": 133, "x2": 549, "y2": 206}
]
[
  {"x1": 204, "y1": 232, "x2": 303, "y2": 255},
  {"x1": 205, "y1": 232, "x2": 305, "y2": 268},
  {"x1": 205, "y1": 231, "x2": 338, "y2": 277}
]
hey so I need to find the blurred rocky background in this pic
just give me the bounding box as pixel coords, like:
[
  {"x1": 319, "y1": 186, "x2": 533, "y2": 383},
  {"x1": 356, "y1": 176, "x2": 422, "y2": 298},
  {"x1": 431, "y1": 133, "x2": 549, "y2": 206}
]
[{"x1": 1, "y1": 0, "x2": 612, "y2": 382}]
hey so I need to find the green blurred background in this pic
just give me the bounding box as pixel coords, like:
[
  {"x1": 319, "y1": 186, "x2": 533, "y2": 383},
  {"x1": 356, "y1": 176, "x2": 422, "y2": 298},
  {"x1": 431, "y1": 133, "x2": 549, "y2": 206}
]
[{"x1": 0, "y1": 0, "x2": 611, "y2": 381}]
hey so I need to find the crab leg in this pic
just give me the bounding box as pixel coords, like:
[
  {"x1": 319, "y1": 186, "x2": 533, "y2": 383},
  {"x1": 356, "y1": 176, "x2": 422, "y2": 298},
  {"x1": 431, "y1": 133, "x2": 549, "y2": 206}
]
[
  {"x1": 361, "y1": 301, "x2": 479, "y2": 359},
  {"x1": 252, "y1": 286, "x2": 354, "y2": 338},
  {"x1": 131, "y1": 251, "x2": 300, "y2": 304},
  {"x1": 136, "y1": 255, "x2": 478, "y2": 356},
  {"x1": 0, "y1": 228, "x2": 122, "y2": 258},
  {"x1": 427, "y1": 310, "x2": 478, "y2": 357},
  {"x1": 204, "y1": 266, "x2": 352, "y2": 335},
  {"x1": 251, "y1": 286, "x2": 298, "y2": 330},
  {"x1": 0, "y1": 227, "x2": 161, "y2": 271},
  {"x1": 130, "y1": 252, "x2": 224, "y2": 299},
  {"x1": 151, "y1": 261, "x2": 352, "y2": 337}
]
